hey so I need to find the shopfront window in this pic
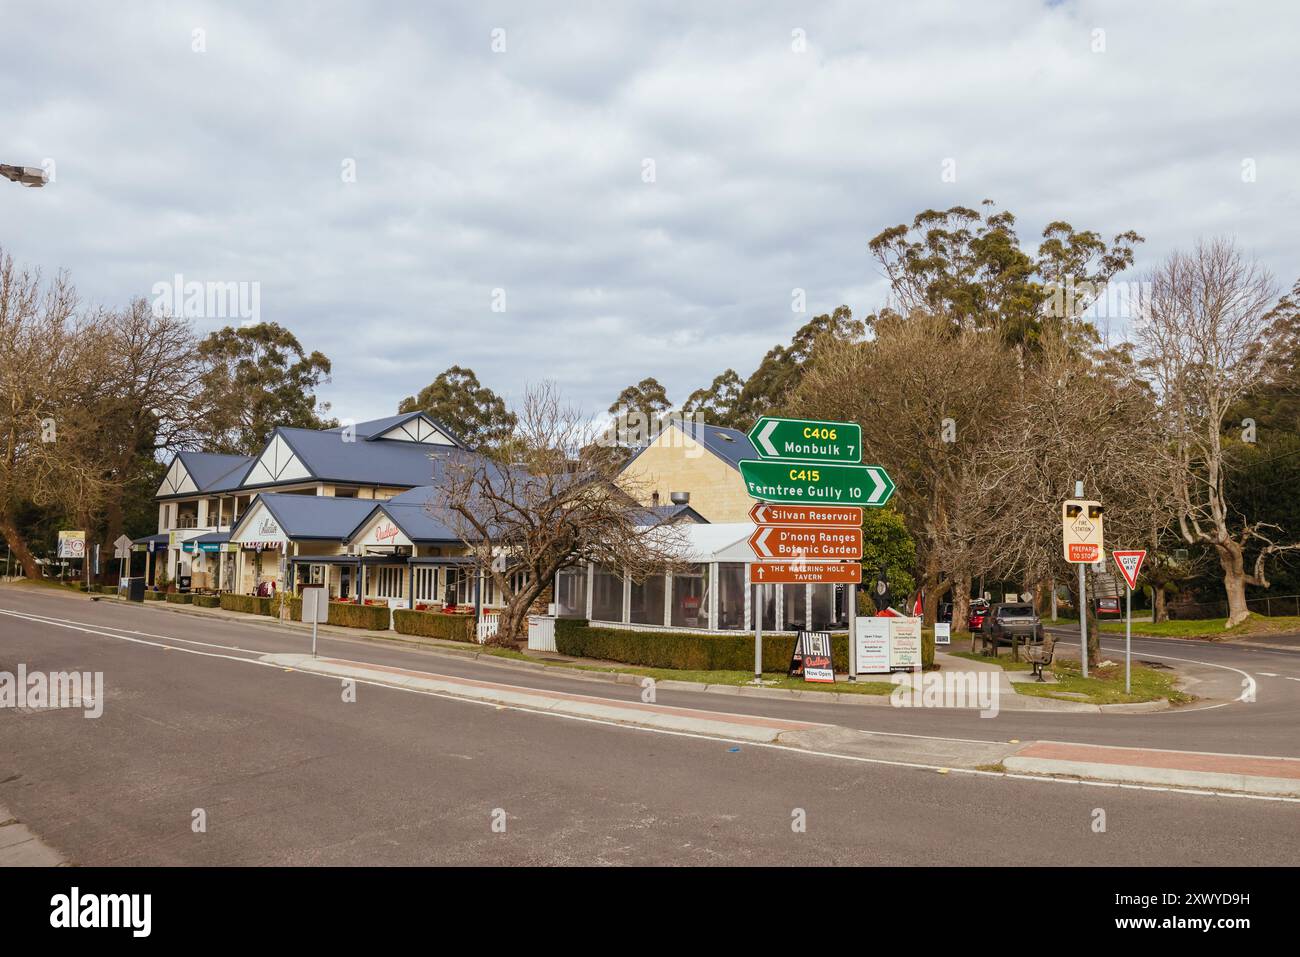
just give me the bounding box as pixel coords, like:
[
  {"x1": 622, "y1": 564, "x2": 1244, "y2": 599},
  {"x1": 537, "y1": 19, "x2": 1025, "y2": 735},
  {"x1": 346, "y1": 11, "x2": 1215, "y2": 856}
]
[
  {"x1": 811, "y1": 584, "x2": 842, "y2": 630},
  {"x1": 630, "y1": 574, "x2": 666, "y2": 625},
  {"x1": 717, "y1": 563, "x2": 745, "y2": 630},
  {"x1": 670, "y1": 564, "x2": 709, "y2": 628},
  {"x1": 591, "y1": 564, "x2": 623, "y2": 622},
  {"x1": 782, "y1": 584, "x2": 807, "y2": 631},
  {"x1": 758, "y1": 581, "x2": 776, "y2": 631},
  {"x1": 555, "y1": 566, "x2": 587, "y2": 618}
]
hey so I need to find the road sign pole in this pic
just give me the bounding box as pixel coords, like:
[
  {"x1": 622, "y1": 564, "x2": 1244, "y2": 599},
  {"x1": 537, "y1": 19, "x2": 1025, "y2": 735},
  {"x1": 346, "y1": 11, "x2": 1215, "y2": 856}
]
[
  {"x1": 1125, "y1": 583, "x2": 1132, "y2": 695},
  {"x1": 313, "y1": 618, "x2": 318, "y2": 659},
  {"x1": 753, "y1": 582, "x2": 763, "y2": 684},
  {"x1": 1074, "y1": 480, "x2": 1089, "y2": 679},
  {"x1": 1079, "y1": 562, "x2": 1088, "y2": 679},
  {"x1": 847, "y1": 583, "x2": 857, "y2": 682}
]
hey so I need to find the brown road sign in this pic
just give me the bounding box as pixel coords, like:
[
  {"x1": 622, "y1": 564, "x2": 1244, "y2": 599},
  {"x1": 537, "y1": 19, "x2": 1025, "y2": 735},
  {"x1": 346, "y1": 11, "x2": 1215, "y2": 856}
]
[
  {"x1": 748, "y1": 525, "x2": 863, "y2": 560},
  {"x1": 748, "y1": 503, "x2": 863, "y2": 527},
  {"x1": 751, "y1": 561, "x2": 862, "y2": 585}
]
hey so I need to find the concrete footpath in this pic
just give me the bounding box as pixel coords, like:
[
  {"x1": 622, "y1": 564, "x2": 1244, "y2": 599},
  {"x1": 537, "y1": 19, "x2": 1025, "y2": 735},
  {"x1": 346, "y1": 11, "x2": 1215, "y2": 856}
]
[
  {"x1": 0, "y1": 805, "x2": 66, "y2": 866},
  {"x1": 264, "y1": 651, "x2": 1300, "y2": 799}
]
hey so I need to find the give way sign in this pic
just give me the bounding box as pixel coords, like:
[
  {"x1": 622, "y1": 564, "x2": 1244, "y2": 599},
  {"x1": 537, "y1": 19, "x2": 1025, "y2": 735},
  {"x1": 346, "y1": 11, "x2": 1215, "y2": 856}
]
[{"x1": 1112, "y1": 550, "x2": 1147, "y2": 590}]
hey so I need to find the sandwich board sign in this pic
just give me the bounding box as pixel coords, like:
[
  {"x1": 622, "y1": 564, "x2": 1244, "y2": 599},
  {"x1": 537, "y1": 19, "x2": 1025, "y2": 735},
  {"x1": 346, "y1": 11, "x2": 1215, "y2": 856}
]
[
  {"x1": 889, "y1": 617, "x2": 923, "y2": 671},
  {"x1": 934, "y1": 622, "x2": 951, "y2": 646},
  {"x1": 1112, "y1": 550, "x2": 1146, "y2": 590},
  {"x1": 789, "y1": 630, "x2": 834, "y2": 683},
  {"x1": 854, "y1": 617, "x2": 891, "y2": 674},
  {"x1": 1062, "y1": 499, "x2": 1104, "y2": 563}
]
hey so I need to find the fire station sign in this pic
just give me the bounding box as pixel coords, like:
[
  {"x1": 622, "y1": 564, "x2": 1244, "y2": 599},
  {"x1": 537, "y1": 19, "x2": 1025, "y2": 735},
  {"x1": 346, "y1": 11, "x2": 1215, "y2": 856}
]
[{"x1": 1062, "y1": 499, "x2": 1104, "y2": 563}]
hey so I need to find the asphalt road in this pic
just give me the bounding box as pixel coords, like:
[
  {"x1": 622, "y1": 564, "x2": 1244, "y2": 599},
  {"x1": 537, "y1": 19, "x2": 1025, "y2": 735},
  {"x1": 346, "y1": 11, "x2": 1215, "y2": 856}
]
[{"x1": 2, "y1": 586, "x2": 1297, "y2": 865}]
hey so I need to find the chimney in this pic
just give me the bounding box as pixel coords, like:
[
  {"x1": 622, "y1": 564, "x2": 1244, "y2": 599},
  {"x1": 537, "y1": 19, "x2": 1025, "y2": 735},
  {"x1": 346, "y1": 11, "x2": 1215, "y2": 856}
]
[{"x1": 669, "y1": 491, "x2": 690, "y2": 505}]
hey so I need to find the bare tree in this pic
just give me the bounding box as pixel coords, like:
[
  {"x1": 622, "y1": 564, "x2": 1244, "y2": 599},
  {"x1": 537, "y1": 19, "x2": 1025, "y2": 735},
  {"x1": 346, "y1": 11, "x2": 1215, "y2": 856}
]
[
  {"x1": 974, "y1": 333, "x2": 1173, "y2": 663},
  {"x1": 1138, "y1": 238, "x2": 1300, "y2": 625},
  {"x1": 0, "y1": 249, "x2": 111, "y2": 577},
  {"x1": 434, "y1": 382, "x2": 685, "y2": 645}
]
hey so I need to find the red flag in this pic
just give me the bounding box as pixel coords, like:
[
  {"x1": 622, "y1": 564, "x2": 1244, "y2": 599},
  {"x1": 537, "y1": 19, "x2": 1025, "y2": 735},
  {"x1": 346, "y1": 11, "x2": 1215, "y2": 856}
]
[{"x1": 912, "y1": 590, "x2": 923, "y2": 617}]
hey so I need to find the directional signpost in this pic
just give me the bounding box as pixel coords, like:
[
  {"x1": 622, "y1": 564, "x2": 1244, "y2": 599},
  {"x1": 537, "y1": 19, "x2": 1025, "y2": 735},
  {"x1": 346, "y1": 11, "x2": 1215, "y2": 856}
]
[
  {"x1": 749, "y1": 416, "x2": 862, "y2": 464},
  {"x1": 738, "y1": 459, "x2": 894, "y2": 507},
  {"x1": 743, "y1": 417, "x2": 893, "y2": 683},
  {"x1": 1112, "y1": 549, "x2": 1147, "y2": 695}
]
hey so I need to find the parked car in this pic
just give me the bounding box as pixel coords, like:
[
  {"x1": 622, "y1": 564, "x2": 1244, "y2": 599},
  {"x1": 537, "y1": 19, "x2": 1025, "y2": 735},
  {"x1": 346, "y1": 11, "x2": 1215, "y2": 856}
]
[
  {"x1": 938, "y1": 603, "x2": 953, "y2": 624},
  {"x1": 967, "y1": 599, "x2": 991, "y2": 632},
  {"x1": 981, "y1": 603, "x2": 1044, "y2": 646}
]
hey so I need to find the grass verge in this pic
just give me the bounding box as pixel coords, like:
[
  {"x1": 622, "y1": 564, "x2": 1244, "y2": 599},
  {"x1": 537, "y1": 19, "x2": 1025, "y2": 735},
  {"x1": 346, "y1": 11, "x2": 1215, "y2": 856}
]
[
  {"x1": 949, "y1": 650, "x2": 1034, "y2": 672},
  {"x1": 1098, "y1": 612, "x2": 1300, "y2": 639},
  {"x1": 1014, "y1": 657, "x2": 1193, "y2": 706}
]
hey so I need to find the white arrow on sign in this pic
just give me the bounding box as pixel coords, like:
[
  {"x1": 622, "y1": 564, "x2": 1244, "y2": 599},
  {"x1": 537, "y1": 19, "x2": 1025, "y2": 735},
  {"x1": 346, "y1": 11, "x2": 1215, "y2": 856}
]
[
  {"x1": 865, "y1": 467, "x2": 887, "y2": 505},
  {"x1": 752, "y1": 526, "x2": 774, "y2": 556},
  {"x1": 755, "y1": 419, "x2": 780, "y2": 457}
]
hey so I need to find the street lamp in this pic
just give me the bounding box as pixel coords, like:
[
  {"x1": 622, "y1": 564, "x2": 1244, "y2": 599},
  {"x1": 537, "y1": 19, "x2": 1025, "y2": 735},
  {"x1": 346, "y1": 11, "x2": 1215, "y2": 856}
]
[{"x1": 0, "y1": 163, "x2": 49, "y2": 187}]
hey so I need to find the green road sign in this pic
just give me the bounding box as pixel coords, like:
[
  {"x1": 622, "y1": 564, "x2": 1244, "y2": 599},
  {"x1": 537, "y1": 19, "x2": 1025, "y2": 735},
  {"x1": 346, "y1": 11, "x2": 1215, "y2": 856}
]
[
  {"x1": 748, "y1": 417, "x2": 862, "y2": 464},
  {"x1": 739, "y1": 459, "x2": 895, "y2": 506}
]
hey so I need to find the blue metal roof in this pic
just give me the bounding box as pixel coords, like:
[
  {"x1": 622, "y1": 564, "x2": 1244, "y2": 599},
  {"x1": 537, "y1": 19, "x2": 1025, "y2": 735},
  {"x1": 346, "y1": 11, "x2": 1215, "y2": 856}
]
[
  {"x1": 324, "y1": 412, "x2": 467, "y2": 447},
  {"x1": 176, "y1": 452, "x2": 255, "y2": 492},
  {"x1": 355, "y1": 500, "x2": 465, "y2": 543},
  {"x1": 619, "y1": 418, "x2": 757, "y2": 474},
  {"x1": 241, "y1": 493, "x2": 381, "y2": 540},
  {"x1": 240, "y1": 427, "x2": 477, "y2": 490}
]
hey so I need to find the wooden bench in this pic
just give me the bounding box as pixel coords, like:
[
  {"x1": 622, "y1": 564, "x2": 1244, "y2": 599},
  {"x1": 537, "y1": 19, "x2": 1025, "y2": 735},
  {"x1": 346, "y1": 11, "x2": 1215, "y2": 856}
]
[{"x1": 1024, "y1": 635, "x2": 1057, "y2": 682}]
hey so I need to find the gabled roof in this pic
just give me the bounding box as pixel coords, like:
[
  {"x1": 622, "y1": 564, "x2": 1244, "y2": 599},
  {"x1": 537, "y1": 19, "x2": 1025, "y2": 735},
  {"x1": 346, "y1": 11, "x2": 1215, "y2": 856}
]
[
  {"x1": 232, "y1": 493, "x2": 380, "y2": 541},
  {"x1": 158, "y1": 451, "x2": 254, "y2": 498},
  {"x1": 179, "y1": 452, "x2": 255, "y2": 492},
  {"x1": 350, "y1": 499, "x2": 465, "y2": 544},
  {"x1": 238, "y1": 426, "x2": 477, "y2": 491},
  {"x1": 619, "y1": 418, "x2": 757, "y2": 474},
  {"x1": 325, "y1": 411, "x2": 467, "y2": 448},
  {"x1": 671, "y1": 419, "x2": 755, "y2": 469}
]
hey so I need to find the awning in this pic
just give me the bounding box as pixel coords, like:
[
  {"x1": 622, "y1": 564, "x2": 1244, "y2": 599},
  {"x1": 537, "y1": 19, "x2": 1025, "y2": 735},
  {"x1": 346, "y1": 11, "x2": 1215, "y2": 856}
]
[
  {"x1": 288, "y1": 554, "x2": 402, "y2": 566},
  {"x1": 181, "y1": 531, "x2": 232, "y2": 553},
  {"x1": 132, "y1": 533, "x2": 168, "y2": 553}
]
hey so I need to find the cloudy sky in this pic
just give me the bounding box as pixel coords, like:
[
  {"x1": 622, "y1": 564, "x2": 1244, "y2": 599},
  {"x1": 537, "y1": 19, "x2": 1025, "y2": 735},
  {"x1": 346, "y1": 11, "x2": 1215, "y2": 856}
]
[{"x1": 3, "y1": 1, "x2": 1297, "y2": 424}]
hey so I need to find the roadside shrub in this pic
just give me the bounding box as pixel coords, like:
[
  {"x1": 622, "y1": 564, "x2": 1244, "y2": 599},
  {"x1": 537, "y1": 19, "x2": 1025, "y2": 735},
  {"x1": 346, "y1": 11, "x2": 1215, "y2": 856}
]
[
  {"x1": 144, "y1": 591, "x2": 165, "y2": 601},
  {"x1": 554, "y1": 619, "x2": 849, "y2": 672},
  {"x1": 326, "y1": 600, "x2": 391, "y2": 630},
  {"x1": 393, "y1": 609, "x2": 475, "y2": 643},
  {"x1": 220, "y1": 594, "x2": 272, "y2": 616},
  {"x1": 164, "y1": 592, "x2": 194, "y2": 604},
  {"x1": 192, "y1": 595, "x2": 221, "y2": 608},
  {"x1": 97, "y1": 584, "x2": 117, "y2": 594}
]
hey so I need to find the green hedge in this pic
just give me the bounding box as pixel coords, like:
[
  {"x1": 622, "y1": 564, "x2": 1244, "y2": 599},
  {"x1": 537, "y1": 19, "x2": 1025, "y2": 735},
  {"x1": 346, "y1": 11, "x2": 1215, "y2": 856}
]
[
  {"x1": 144, "y1": 591, "x2": 165, "y2": 601},
  {"x1": 220, "y1": 594, "x2": 273, "y2": 616},
  {"x1": 192, "y1": 595, "x2": 221, "y2": 608},
  {"x1": 280, "y1": 596, "x2": 392, "y2": 630},
  {"x1": 164, "y1": 593, "x2": 194, "y2": 604},
  {"x1": 393, "y1": 609, "x2": 475, "y2": 643},
  {"x1": 324, "y1": 601, "x2": 391, "y2": 630},
  {"x1": 554, "y1": 619, "x2": 934, "y2": 672}
]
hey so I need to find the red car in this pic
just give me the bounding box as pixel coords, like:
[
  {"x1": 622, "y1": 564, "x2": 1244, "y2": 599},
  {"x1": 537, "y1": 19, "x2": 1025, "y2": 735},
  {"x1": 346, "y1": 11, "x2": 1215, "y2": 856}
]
[{"x1": 967, "y1": 599, "x2": 991, "y2": 632}]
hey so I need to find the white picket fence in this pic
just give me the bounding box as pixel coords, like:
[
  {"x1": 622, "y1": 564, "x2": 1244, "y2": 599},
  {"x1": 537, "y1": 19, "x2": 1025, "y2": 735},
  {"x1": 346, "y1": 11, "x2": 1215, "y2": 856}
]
[{"x1": 475, "y1": 612, "x2": 499, "y2": 644}]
